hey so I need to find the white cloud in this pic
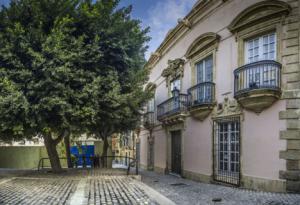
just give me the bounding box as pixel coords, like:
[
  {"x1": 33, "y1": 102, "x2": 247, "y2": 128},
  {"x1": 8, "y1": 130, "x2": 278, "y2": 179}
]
[{"x1": 144, "y1": 0, "x2": 198, "y2": 59}]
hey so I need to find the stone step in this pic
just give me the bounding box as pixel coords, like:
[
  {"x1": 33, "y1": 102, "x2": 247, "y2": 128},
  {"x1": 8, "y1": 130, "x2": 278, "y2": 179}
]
[{"x1": 287, "y1": 180, "x2": 300, "y2": 193}]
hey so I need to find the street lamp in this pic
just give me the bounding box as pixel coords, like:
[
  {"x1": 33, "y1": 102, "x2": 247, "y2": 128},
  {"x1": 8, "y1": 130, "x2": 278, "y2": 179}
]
[
  {"x1": 172, "y1": 87, "x2": 180, "y2": 110},
  {"x1": 172, "y1": 87, "x2": 180, "y2": 97}
]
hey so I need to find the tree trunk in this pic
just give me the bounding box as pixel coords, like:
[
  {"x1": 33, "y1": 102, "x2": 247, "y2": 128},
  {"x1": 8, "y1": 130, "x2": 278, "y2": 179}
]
[
  {"x1": 44, "y1": 134, "x2": 62, "y2": 173},
  {"x1": 102, "y1": 136, "x2": 109, "y2": 157},
  {"x1": 64, "y1": 134, "x2": 72, "y2": 168},
  {"x1": 101, "y1": 136, "x2": 108, "y2": 168}
]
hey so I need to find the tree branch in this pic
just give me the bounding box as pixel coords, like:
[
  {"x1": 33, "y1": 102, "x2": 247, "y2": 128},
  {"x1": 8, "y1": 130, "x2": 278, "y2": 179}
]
[{"x1": 53, "y1": 129, "x2": 69, "y2": 145}]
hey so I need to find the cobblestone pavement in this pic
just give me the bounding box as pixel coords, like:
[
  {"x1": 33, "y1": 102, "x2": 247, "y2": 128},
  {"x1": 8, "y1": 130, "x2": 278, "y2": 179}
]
[
  {"x1": 86, "y1": 176, "x2": 157, "y2": 205},
  {"x1": 0, "y1": 169, "x2": 159, "y2": 205},
  {"x1": 0, "y1": 177, "x2": 78, "y2": 205},
  {"x1": 141, "y1": 170, "x2": 300, "y2": 205}
]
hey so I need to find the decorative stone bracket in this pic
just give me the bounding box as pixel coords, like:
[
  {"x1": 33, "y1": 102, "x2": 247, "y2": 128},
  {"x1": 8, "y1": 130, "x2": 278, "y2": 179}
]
[
  {"x1": 235, "y1": 89, "x2": 281, "y2": 113},
  {"x1": 160, "y1": 113, "x2": 187, "y2": 127},
  {"x1": 189, "y1": 104, "x2": 215, "y2": 121}
]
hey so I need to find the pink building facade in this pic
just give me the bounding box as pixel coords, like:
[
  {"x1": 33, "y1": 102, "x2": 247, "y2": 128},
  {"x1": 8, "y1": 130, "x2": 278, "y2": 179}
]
[{"x1": 138, "y1": 0, "x2": 300, "y2": 193}]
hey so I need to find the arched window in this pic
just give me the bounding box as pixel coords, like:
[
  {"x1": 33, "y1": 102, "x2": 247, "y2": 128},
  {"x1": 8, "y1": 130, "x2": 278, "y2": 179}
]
[
  {"x1": 228, "y1": 0, "x2": 291, "y2": 66},
  {"x1": 229, "y1": 0, "x2": 290, "y2": 113}
]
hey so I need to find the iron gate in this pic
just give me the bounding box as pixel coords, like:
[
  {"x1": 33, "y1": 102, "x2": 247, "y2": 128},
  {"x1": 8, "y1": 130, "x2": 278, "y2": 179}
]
[{"x1": 213, "y1": 117, "x2": 240, "y2": 186}]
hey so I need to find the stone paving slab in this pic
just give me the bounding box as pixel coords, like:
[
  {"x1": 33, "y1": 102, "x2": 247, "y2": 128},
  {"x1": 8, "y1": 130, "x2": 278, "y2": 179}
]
[{"x1": 140, "y1": 170, "x2": 300, "y2": 205}]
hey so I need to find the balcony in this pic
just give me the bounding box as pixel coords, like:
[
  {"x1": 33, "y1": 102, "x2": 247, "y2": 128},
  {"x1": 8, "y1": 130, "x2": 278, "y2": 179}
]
[
  {"x1": 157, "y1": 93, "x2": 188, "y2": 125},
  {"x1": 143, "y1": 111, "x2": 155, "y2": 129},
  {"x1": 187, "y1": 82, "x2": 215, "y2": 120},
  {"x1": 234, "y1": 60, "x2": 281, "y2": 113}
]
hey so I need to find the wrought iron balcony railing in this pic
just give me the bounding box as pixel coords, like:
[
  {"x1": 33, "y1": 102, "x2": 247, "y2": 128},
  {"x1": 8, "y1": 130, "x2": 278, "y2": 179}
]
[
  {"x1": 157, "y1": 94, "x2": 188, "y2": 120},
  {"x1": 187, "y1": 82, "x2": 215, "y2": 107},
  {"x1": 143, "y1": 111, "x2": 155, "y2": 128},
  {"x1": 234, "y1": 60, "x2": 281, "y2": 96}
]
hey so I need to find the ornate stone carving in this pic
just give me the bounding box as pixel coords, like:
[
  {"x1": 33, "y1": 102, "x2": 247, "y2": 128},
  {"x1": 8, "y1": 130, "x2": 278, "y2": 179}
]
[
  {"x1": 228, "y1": 0, "x2": 291, "y2": 33},
  {"x1": 212, "y1": 97, "x2": 242, "y2": 119},
  {"x1": 160, "y1": 113, "x2": 187, "y2": 126},
  {"x1": 161, "y1": 58, "x2": 185, "y2": 84},
  {"x1": 178, "y1": 18, "x2": 192, "y2": 28},
  {"x1": 185, "y1": 32, "x2": 220, "y2": 59}
]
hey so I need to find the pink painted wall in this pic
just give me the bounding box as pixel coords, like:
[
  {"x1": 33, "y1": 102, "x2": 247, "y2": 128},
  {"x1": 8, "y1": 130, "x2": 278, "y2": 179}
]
[
  {"x1": 242, "y1": 101, "x2": 286, "y2": 179},
  {"x1": 183, "y1": 117, "x2": 212, "y2": 175},
  {"x1": 141, "y1": 0, "x2": 288, "y2": 181},
  {"x1": 139, "y1": 129, "x2": 149, "y2": 167},
  {"x1": 153, "y1": 127, "x2": 167, "y2": 169}
]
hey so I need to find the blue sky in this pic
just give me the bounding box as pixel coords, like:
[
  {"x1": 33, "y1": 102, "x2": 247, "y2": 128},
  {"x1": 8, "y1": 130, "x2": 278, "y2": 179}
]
[{"x1": 0, "y1": 0, "x2": 197, "y2": 59}]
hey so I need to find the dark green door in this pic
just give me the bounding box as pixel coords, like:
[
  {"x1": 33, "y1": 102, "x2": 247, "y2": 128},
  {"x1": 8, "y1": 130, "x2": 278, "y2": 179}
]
[{"x1": 171, "y1": 131, "x2": 182, "y2": 175}]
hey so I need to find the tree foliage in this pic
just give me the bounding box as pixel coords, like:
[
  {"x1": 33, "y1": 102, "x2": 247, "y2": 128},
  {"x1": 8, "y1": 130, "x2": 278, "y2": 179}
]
[{"x1": 0, "y1": 0, "x2": 150, "y2": 172}]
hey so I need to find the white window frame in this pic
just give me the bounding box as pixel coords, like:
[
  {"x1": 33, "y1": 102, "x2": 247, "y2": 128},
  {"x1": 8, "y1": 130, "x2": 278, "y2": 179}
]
[
  {"x1": 170, "y1": 78, "x2": 181, "y2": 92},
  {"x1": 243, "y1": 32, "x2": 278, "y2": 88},
  {"x1": 244, "y1": 32, "x2": 276, "y2": 64},
  {"x1": 147, "y1": 98, "x2": 155, "y2": 112},
  {"x1": 196, "y1": 55, "x2": 213, "y2": 84},
  {"x1": 193, "y1": 55, "x2": 213, "y2": 102}
]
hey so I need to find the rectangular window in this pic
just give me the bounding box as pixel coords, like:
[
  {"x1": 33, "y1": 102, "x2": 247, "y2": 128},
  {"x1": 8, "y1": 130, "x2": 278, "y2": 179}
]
[
  {"x1": 245, "y1": 32, "x2": 276, "y2": 64},
  {"x1": 147, "y1": 98, "x2": 155, "y2": 112},
  {"x1": 243, "y1": 32, "x2": 278, "y2": 88},
  {"x1": 170, "y1": 78, "x2": 181, "y2": 92},
  {"x1": 170, "y1": 78, "x2": 181, "y2": 111},
  {"x1": 194, "y1": 55, "x2": 213, "y2": 102},
  {"x1": 196, "y1": 55, "x2": 213, "y2": 83}
]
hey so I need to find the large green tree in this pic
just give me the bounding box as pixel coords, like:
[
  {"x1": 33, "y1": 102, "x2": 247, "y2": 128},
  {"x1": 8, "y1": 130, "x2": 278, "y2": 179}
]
[{"x1": 0, "y1": 0, "x2": 150, "y2": 172}]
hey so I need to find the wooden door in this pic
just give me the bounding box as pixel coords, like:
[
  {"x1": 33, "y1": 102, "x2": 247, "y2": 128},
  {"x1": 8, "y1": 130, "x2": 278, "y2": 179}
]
[{"x1": 171, "y1": 131, "x2": 182, "y2": 175}]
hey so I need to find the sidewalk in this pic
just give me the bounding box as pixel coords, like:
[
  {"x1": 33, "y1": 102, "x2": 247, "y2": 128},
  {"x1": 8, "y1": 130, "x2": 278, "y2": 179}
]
[{"x1": 140, "y1": 170, "x2": 300, "y2": 205}]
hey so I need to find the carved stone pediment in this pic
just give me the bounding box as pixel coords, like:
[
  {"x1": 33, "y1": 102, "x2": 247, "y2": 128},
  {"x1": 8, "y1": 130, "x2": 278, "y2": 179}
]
[
  {"x1": 161, "y1": 58, "x2": 185, "y2": 83},
  {"x1": 228, "y1": 0, "x2": 291, "y2": 33},
  {"x1": 212, "y1": 97, "x2": 242, "y2": 119},
  {"x1": 185, "y1": 32, "x2": 220, "y2": 59}
]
